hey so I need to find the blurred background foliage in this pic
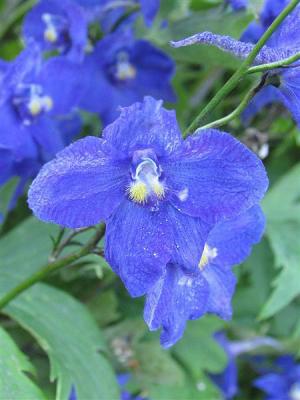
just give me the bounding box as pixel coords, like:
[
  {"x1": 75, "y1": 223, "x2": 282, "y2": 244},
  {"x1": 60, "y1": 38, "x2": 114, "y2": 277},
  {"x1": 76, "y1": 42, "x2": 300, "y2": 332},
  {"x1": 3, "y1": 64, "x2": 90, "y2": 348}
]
[{"x1": 1, "y1": 0, "x2": 300, "y2": 399}]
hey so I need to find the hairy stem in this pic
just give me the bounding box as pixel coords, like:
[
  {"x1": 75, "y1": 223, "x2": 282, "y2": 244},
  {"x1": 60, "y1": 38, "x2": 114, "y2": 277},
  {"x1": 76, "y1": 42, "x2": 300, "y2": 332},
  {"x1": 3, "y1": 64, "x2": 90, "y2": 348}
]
[
  {"x1": 184, "y1": 0, "x2": 300, "y2": 137},
  {"x1": 0, "y1": 225, "x2": 105, "y2": 311},
  {"x1": 197, "y1": 75, "x2": 268, "y2": 130}
]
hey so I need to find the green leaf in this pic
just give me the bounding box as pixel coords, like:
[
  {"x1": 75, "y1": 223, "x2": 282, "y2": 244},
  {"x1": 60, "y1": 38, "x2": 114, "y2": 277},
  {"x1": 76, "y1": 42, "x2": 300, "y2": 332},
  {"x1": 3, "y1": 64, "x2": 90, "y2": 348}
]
[
  {"x1": 0, "y1": 218, "x2": 118, "y2": 399},
  {"x1": 0, "y1": 325, "x2": 45, "y2": 400},
  {"x1": 260, "y1": 163, "x2": 300, "y2": 318},
  {"x1": 0, "y1": 178, "x2": 19, "y2": 223},
  {"x1": 172, "y1": 316, "x2": 227, "y2": 377},
  {"x1": 4, "y1": 284, "x2": 119, "y2": 400}
]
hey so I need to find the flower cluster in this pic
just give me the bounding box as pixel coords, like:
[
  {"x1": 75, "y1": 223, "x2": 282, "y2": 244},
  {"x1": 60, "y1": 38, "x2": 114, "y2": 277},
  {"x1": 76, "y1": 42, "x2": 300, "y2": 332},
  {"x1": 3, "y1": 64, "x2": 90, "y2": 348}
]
[
  {"x1": 1, "y1": 0, "x2": 173, "y2": 207},
  {"x1": 29, "y1": 96, "x2": 268, "y2": 347}
]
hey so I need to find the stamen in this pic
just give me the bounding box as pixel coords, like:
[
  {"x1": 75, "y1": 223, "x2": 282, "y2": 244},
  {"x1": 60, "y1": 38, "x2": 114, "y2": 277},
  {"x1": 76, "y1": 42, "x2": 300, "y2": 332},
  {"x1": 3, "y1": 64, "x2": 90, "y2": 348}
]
[
  {"x1": 44, "y1": 26, "x2": 58, "y2": 43},
  {"x1": 28, "y1": 97, "x2": 42, "y2": 116},
  {"x1": 199, "y1": 244, "x2": 218, "y2": 270},
  {"x1": 128, "y1": 182, "x2": 148, "y2": 204}
]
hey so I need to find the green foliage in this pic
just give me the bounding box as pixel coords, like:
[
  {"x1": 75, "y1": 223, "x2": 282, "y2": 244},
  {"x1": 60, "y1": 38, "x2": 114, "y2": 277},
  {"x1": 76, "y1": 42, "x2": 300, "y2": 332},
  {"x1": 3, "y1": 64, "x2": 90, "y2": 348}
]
[
  {"x1": 261, "y1": 164, "x2": 300, "y2": 318},
  {"x1": 0, "y1": 326, "x2": 45, "y2": 400}
]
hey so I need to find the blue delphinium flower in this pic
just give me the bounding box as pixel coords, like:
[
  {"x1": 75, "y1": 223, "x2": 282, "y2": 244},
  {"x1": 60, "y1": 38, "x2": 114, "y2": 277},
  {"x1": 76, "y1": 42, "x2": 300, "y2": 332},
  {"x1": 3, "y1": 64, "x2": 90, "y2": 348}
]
[
  {"x1": 144, "y1": 205, "x2": 265, "y2": 348},
  {"x1": 23, "y1": 0, "x2": 88, "y2": 62},
  {"x1": 254, "y1": 356, "x2": 300, "y2": 400},
  {"x1": 171, "y1": 4, "x2": 300, "y2": 128},
  {"x1": 241, "y1": 0, "x2": 288, "y2": 44},
  {"x1": 28, "y1": 97, "x2": 267, "y2": 299},
  {"x1": 227, "y1": 0, "x2": 248, "y2": 11},
  {"x1": 79, "y1": 30, "x2": 175, "y2": 125},
  {"x1": 0, "y1": 45, "x2": 83, "y2": 200}
]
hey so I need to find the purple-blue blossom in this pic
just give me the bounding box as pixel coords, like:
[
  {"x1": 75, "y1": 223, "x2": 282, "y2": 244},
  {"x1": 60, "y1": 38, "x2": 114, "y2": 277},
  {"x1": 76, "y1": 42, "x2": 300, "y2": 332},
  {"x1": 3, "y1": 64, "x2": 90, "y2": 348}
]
[
  {"x1": 28, "y1": 97, "x2": 268, "y2": 301},
  {"x1": 254, "y1": 356, "x2": 300, "y2": 400},
  {"x1": 23, "y1": 0, "x2": 88, "y2": 62},
  {"x1": 79, "y1": 30, "x2": 175, "y2": 125},
  {"x1": 0, "y1": 45, "x2": 83, "y2": 204},
  {"x1": 171, "y1": 4, "x2": 300, "y2": 128},
  {"x1": 144, "y1": 205, "x2": 265, "y2": 348}
]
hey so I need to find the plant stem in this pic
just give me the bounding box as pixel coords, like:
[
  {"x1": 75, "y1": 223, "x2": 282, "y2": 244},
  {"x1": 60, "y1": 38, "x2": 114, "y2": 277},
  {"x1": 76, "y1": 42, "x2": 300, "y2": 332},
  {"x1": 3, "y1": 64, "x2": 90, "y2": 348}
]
[
  {"x1": 0, "y1": 0, "x2": 36, "y2": 39},
  {"x1": 197, "y1": 75, "x2": 268, "y2": 130},
  {"x1": 0, "y1": 225, "x2": 105, "y2": 311},
  {"x1": 183, "y1": 0, "x2": 300, "y2": 137},
  {"x1": 248, "y1": 52, "x2": 300, "y2": 74}
]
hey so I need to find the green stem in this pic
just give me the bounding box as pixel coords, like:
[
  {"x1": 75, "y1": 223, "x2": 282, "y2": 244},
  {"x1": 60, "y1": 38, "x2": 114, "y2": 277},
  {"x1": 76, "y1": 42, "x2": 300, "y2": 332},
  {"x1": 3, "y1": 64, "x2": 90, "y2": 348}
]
[
  {"x1": 183, "y1": 0, "x2": 300, "y2": 137},
  {"x1": 0, "y1": 225, "x2": 105, "y2": 311},
  {"x1": 0, "y1": 0, "x2": 37, "y2": 40},
  {"x1": 248, "y1": 52, "x2": 300, "y2": 74},
  {"x1": 198, "y1": 75, "x2": 268, "y2": 130}
]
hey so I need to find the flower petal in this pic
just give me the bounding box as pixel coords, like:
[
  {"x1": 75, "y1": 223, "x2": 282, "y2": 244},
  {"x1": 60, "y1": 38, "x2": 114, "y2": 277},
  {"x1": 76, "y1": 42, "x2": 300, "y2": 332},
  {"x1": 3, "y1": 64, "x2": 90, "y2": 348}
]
[
  {"x1": 144, "y1": 264, "x2": 209, "y2": 348},
  {"x1": 167, "y1": 205, "x2": 210, "y2": 269},
  {"x1": 28, "y1": 136, "x2": 128, "y2": 228},
  {"x1": 102, "y1": 96, "x2": 183, "y2": 157},
  {"x1": 202, "y1": 265, "x2": 236, "y2": 319},
  {"x1": 163, "y1": 129, "x2": 268, "y2": 223},
  {"x1": 207, "y1": 205, "x2": 265, "y2": 267},
  {"x1": 105, "y1": 200, "x2": 173, "y2": 297}
]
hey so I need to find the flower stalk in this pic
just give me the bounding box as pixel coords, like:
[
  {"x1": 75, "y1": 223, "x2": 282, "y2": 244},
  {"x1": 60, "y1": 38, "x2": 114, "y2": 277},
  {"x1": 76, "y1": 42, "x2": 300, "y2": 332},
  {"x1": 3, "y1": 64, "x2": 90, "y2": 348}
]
[
  {"x1": 0, "y1": 225, "x2": 105, "y2": 311},
  {"x1": 183, "y1": 0, "x2": 300, "y2": 137}
]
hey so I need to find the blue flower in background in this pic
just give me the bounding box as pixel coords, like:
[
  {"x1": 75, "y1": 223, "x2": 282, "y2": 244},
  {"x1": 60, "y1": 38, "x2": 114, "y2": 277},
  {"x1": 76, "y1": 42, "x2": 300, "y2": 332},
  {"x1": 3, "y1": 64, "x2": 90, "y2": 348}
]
[
  {"x1": 144, "y1": 205, "x2": 265, "y2": 348},
  {"x1": 28, "y1": 97, "x2": 267, "y2": 299},
  {"x1": 171, "y1": 4, "x2": 300, "y2": 128},
  {"x1": 23, "y1": 0, "x2": 88, "y2": 62},
  {"x1": 227, "y1": 0, "x2": 248, "y2": 11},
  {"x1": 254, "y1": 356, "x2": 300, "y2": 400},
  {"x1": 0, "y1": 46, "x2": 83, "y2": 206},
  {"x1": 79, "y1": 30, "x2": 175, "y2": 125},
  {"x1": 241, "y1": 0, "x2": 288, "y2": 43}
]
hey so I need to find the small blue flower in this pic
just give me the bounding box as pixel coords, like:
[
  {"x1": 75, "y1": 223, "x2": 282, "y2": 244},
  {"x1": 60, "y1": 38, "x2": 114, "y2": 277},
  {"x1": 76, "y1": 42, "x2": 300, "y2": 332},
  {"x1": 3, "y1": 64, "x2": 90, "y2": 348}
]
[
  {"x1": 0, "y1": 45, "x2": 83, "y2": 201},
  {"x1": 227, "y1": 0, "x2": 248, "y2": 11},
  {"x1": 79, "y1": 30, "x2": 175, "y2": 125},
  {"x1": 23, "y1": 0, "x2": 88, "y2": 62},
  {"x1": 254, "y1": 356, "x2": 300, "y2": 400},
  {"x1": 143, "y1": 205, "x2": 265, "y2": 348},
  {"x1": 171, "y1": 5, "x2": 300, "y2": 128},
  {"x1": 28, "y1": 97, "x2": 268, "y2": 300}
]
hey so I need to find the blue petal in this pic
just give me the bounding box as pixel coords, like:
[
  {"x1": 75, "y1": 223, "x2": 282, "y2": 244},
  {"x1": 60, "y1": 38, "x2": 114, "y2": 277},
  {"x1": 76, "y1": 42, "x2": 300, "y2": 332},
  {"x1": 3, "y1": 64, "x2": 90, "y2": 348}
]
[
  {"x1": 278, "y1": 68, "x2": 300, "y2": 127},
  {"x1": 211, "y1": 332, "x2": 238, "y2": 400},
  {"x1": 241, "y1": 21, "x2": 265, "y2": 44},
  {"x1": 102, "y1": 97, "x2": 183, "y2": 157},
  {"x1": 207, "y1": 205, "x2": 265, "y2": 266},
  {"x1": 144, "y1": 263, "x2": 209, "y2": 348},
  {"x1": 28, "y1": 136, "x2": 128, "y2": 228},
  {"x1": 170, "y1": 32, "x2": 298, "y2": 65},
  {"x1": 202, "y1": 265, "x2": 236, "y2": 319},
  {"x1": 254, "y1": 374, "x2": 289, "y2": 396},
  {"x1": 105, "y1": 200, "x2": 173, "y2": 297},
  {"x1": 167, "y1": 205, "x2": 210, "y2": 269},
  {"x1": 163, "y1": 129, "x2": 268, "y2": 223},
  {"x1": 37, "y1": 56, "x2": 84, "y2": 115},
  {"x1": 55, "y1": 113, "x2": 83, "y2": 146},
  {"x1": 29, "y1": 116, "x2": 64, "y2": 160},
  {"x1": 140, "y1": 0, "x2": 160, "y2": 26},
  {"x1": 227, "y1": 0, "x2": 247, "y2": 11}
]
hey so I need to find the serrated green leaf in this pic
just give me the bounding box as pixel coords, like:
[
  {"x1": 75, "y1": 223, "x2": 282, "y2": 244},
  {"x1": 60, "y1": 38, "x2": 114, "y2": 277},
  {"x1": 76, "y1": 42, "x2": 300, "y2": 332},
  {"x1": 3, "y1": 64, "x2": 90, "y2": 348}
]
[
  {"x1": 4, "y1": 284, "x2": 119, "y2": 400},
  {"x1": 0, "y1": 325, "x2": 45, "y2": 400},
  {"x1": 260, "y1": 164, "x2": 300, "y2": 318}
]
